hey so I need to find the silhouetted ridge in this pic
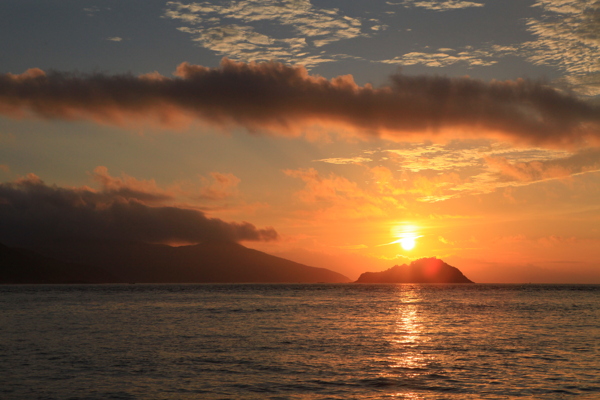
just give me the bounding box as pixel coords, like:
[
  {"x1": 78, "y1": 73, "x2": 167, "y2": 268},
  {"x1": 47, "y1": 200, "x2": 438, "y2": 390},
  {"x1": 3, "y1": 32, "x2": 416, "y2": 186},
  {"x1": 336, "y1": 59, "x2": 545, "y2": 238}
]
[
  {"x1": 0, "y1": 242, "x2": 117, "y2": 283},
  {"x1": 28, "y1": 239, "x2": 351, "y2": 283},
  {"x1": 355, "y1": 257, "x2": 473, "y2": 283}
]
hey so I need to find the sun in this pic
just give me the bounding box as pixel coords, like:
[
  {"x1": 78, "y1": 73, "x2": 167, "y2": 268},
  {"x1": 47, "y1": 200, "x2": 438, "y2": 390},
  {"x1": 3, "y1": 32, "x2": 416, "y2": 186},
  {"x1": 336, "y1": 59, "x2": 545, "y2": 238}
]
[
  {"x1": 381, "y1": 223, "x2": 422, "y2": 251},
  {"x1": 399, "y1": 236, "x2": 416, "y2": 251}
]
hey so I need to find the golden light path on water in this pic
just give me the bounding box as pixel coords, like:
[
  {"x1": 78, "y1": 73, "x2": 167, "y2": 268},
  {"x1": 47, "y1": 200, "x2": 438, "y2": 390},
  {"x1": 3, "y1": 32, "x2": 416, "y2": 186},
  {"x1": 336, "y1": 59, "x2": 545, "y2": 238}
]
[{"x1": 387, "y1": 287, "x2": 433, "y2": 399}]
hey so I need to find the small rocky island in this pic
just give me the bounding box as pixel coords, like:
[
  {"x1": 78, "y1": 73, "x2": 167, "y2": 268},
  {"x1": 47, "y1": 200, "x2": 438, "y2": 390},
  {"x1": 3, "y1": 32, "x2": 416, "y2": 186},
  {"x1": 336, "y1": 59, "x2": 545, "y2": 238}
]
[{"x1": 356, "y1": 257, "x2": 473, "y2": 283}]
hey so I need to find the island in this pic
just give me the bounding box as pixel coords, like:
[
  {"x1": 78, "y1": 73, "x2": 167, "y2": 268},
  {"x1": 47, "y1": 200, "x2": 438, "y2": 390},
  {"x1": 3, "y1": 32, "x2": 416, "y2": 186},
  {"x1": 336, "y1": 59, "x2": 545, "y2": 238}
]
[{"x1": 355, "y1": 257, "x2": 473, "y2": 283}]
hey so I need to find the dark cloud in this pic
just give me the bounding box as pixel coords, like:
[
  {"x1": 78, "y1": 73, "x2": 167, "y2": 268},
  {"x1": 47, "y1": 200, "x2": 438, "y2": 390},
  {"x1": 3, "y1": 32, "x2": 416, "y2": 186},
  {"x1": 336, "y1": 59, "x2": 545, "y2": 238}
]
[
  {"x1": 0, "y1": 174, "x2": 278, "y2": 247},
  {"x1": 0, "y1": 59, "x2": 599, "y2": 146}
]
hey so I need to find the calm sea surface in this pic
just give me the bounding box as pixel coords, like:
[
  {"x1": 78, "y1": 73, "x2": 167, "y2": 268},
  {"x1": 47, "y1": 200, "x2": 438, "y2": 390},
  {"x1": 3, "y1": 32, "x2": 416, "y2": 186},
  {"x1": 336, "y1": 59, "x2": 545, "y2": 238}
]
[{"x1": 1, "y1": 284, "x2": 599, "y2": 399}]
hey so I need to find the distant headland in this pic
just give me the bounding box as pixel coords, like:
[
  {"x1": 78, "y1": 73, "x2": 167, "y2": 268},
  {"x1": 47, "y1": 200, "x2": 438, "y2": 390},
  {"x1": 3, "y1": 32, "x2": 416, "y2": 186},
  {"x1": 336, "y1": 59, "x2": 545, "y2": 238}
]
[
  {"x1": 0, "y1": 241, "x2": 351, "y2": 284},
  {"x1": 355, "y1": 257, "x2": 474, "y2": 283}
]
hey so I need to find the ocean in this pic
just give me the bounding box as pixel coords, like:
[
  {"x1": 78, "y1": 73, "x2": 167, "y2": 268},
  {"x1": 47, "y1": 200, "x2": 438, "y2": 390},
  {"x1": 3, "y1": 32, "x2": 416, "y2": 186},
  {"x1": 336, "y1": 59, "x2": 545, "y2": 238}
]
[{"x1": 1, "y1": 284, "x2": 599, "y2": 399}]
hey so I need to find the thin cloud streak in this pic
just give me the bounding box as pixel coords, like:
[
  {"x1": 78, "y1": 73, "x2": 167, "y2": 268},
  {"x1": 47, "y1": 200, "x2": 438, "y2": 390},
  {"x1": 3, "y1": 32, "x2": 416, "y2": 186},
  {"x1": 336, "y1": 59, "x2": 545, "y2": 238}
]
[
  {"x1": 485, "y1": 148, "x2": 600, "y2": 183},
  {"x1": 398, "y1": 0, "x2": 484, "y2": 11},
  {"x1": 0, "y1": 59, "x2": 599, "y2": 146}
]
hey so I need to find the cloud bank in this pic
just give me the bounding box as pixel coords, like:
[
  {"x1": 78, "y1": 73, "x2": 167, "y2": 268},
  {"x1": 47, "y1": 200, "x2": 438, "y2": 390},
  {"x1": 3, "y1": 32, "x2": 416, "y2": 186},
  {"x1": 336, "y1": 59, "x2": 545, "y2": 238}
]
[
  {"x1": 0, "y1": 174, "x2": 277, "y2": 247},
  {"x1": 1, "y1": 59, "x2": 599, "y2": 146}
]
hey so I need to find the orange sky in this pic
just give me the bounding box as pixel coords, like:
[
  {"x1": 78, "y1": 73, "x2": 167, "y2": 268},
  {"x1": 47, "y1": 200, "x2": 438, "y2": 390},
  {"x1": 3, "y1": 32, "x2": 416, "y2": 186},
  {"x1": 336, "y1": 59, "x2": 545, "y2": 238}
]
[{"x1": 1, "y1": 1, "x2": 599, "y2": 283}]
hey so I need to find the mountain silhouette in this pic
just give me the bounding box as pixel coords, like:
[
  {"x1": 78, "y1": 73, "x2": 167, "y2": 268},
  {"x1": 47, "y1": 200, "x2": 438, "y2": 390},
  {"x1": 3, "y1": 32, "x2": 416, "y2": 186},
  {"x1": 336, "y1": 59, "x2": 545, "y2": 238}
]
[
  {"x1": 0, "y1": 242, "x2": 118, "y2": 284},
  {"x1": 22, "y1": 240, "x2": 351, "y2": 283},
  {"x1": 355, "y1": 257, "x2": 473, "y2": 283}
]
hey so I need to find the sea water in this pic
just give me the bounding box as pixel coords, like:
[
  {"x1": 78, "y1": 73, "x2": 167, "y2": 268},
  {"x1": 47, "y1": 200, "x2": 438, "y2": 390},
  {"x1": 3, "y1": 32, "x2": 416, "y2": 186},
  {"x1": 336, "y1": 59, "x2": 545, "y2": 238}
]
[{"x1": 0, "y1": 284, "x2": 599, "y2": 399}]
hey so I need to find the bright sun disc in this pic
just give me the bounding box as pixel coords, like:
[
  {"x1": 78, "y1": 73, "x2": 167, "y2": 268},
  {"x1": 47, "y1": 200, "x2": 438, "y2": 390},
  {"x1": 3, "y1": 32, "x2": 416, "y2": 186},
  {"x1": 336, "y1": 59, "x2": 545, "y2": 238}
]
[{"x1": 399, "y1": 237, "x2": 416, "y2": 250}]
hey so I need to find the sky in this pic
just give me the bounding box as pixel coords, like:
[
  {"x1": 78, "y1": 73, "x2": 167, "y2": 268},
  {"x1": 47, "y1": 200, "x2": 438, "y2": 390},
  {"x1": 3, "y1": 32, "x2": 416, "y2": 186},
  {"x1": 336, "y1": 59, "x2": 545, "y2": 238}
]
[{"x1": 0, "y1": 0, "x2": 599, "y2": 283}]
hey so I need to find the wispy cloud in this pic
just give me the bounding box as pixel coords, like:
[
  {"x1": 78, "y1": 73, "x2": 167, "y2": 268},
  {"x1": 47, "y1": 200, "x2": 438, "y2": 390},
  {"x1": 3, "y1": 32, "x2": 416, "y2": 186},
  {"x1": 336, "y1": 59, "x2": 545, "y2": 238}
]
[
  {"x1": 315, "y1": 156, "x2": 372, "y2": 165},
  {"x1": 398, "y1": 0, "x2": 484, "y2": 11},
  {"x1": 164, "y1": 0, "x2": 370, "y2": 67},
  {"x1": 525, "y1": 0, "x2": 599, "y2": 74},
  {"x1": 380, "y1": 45, "x2": 519, "y2": 68},
  {"x1": 308, "y1": 141, "x2": 600, "y2": 205},
  {"x1": 382, "y1": 1, "x2": 598, "y2": 95},
  {"x1": 83, "y1": 6, "x2": 101, "y2": 17},
  {"x1": 1, "y1": 59, "x2": 598, "y2": 146},
  {"x1": 196, "y1": 172, "x2": 241, "y2": 200},
  {"x1": 283, "y1": 167, "x2": 403, "y2": 219},
  {"x1": 278, "y1": 140, "x2": 600, "y2": 221},
  {"x1": 523, "y1": 0, "x2": 600, "y2": 95},
  {"x1": 385, "y1": 142, "x2": 571, "y2": 173},
  {"x1": 92, "y1": 166, "x2": 242, "y2": 204},
  {"x1": 91, "y1": 166, "x2": 174, "y2": 203},
  {"x1": 405, "y1": 145, "x2": 600, "y2": 201},
  {"x1": 382, "y1": 142, "x2": 600, "y2": 200},
  {"x1": 485, "y1": 148, "x2": 600, "y2": 183}
]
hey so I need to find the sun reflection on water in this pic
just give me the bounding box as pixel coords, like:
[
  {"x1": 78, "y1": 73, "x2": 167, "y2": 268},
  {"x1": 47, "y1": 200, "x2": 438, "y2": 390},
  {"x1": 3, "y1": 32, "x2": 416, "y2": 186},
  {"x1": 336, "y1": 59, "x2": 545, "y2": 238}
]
[{"x1": 384, "y1": 287, "x2": 434, "y2": 398}]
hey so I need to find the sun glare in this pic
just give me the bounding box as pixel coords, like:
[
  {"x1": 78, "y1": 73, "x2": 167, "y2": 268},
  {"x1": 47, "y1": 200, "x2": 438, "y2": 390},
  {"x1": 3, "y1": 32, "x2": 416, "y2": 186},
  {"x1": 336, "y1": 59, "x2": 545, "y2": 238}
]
[
  {"x1": 391, "y1": 224, "x2": 421, "y2": 252},
  {"x1": 399, "y1": 237, "x2": 416, "y2": 251}
]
